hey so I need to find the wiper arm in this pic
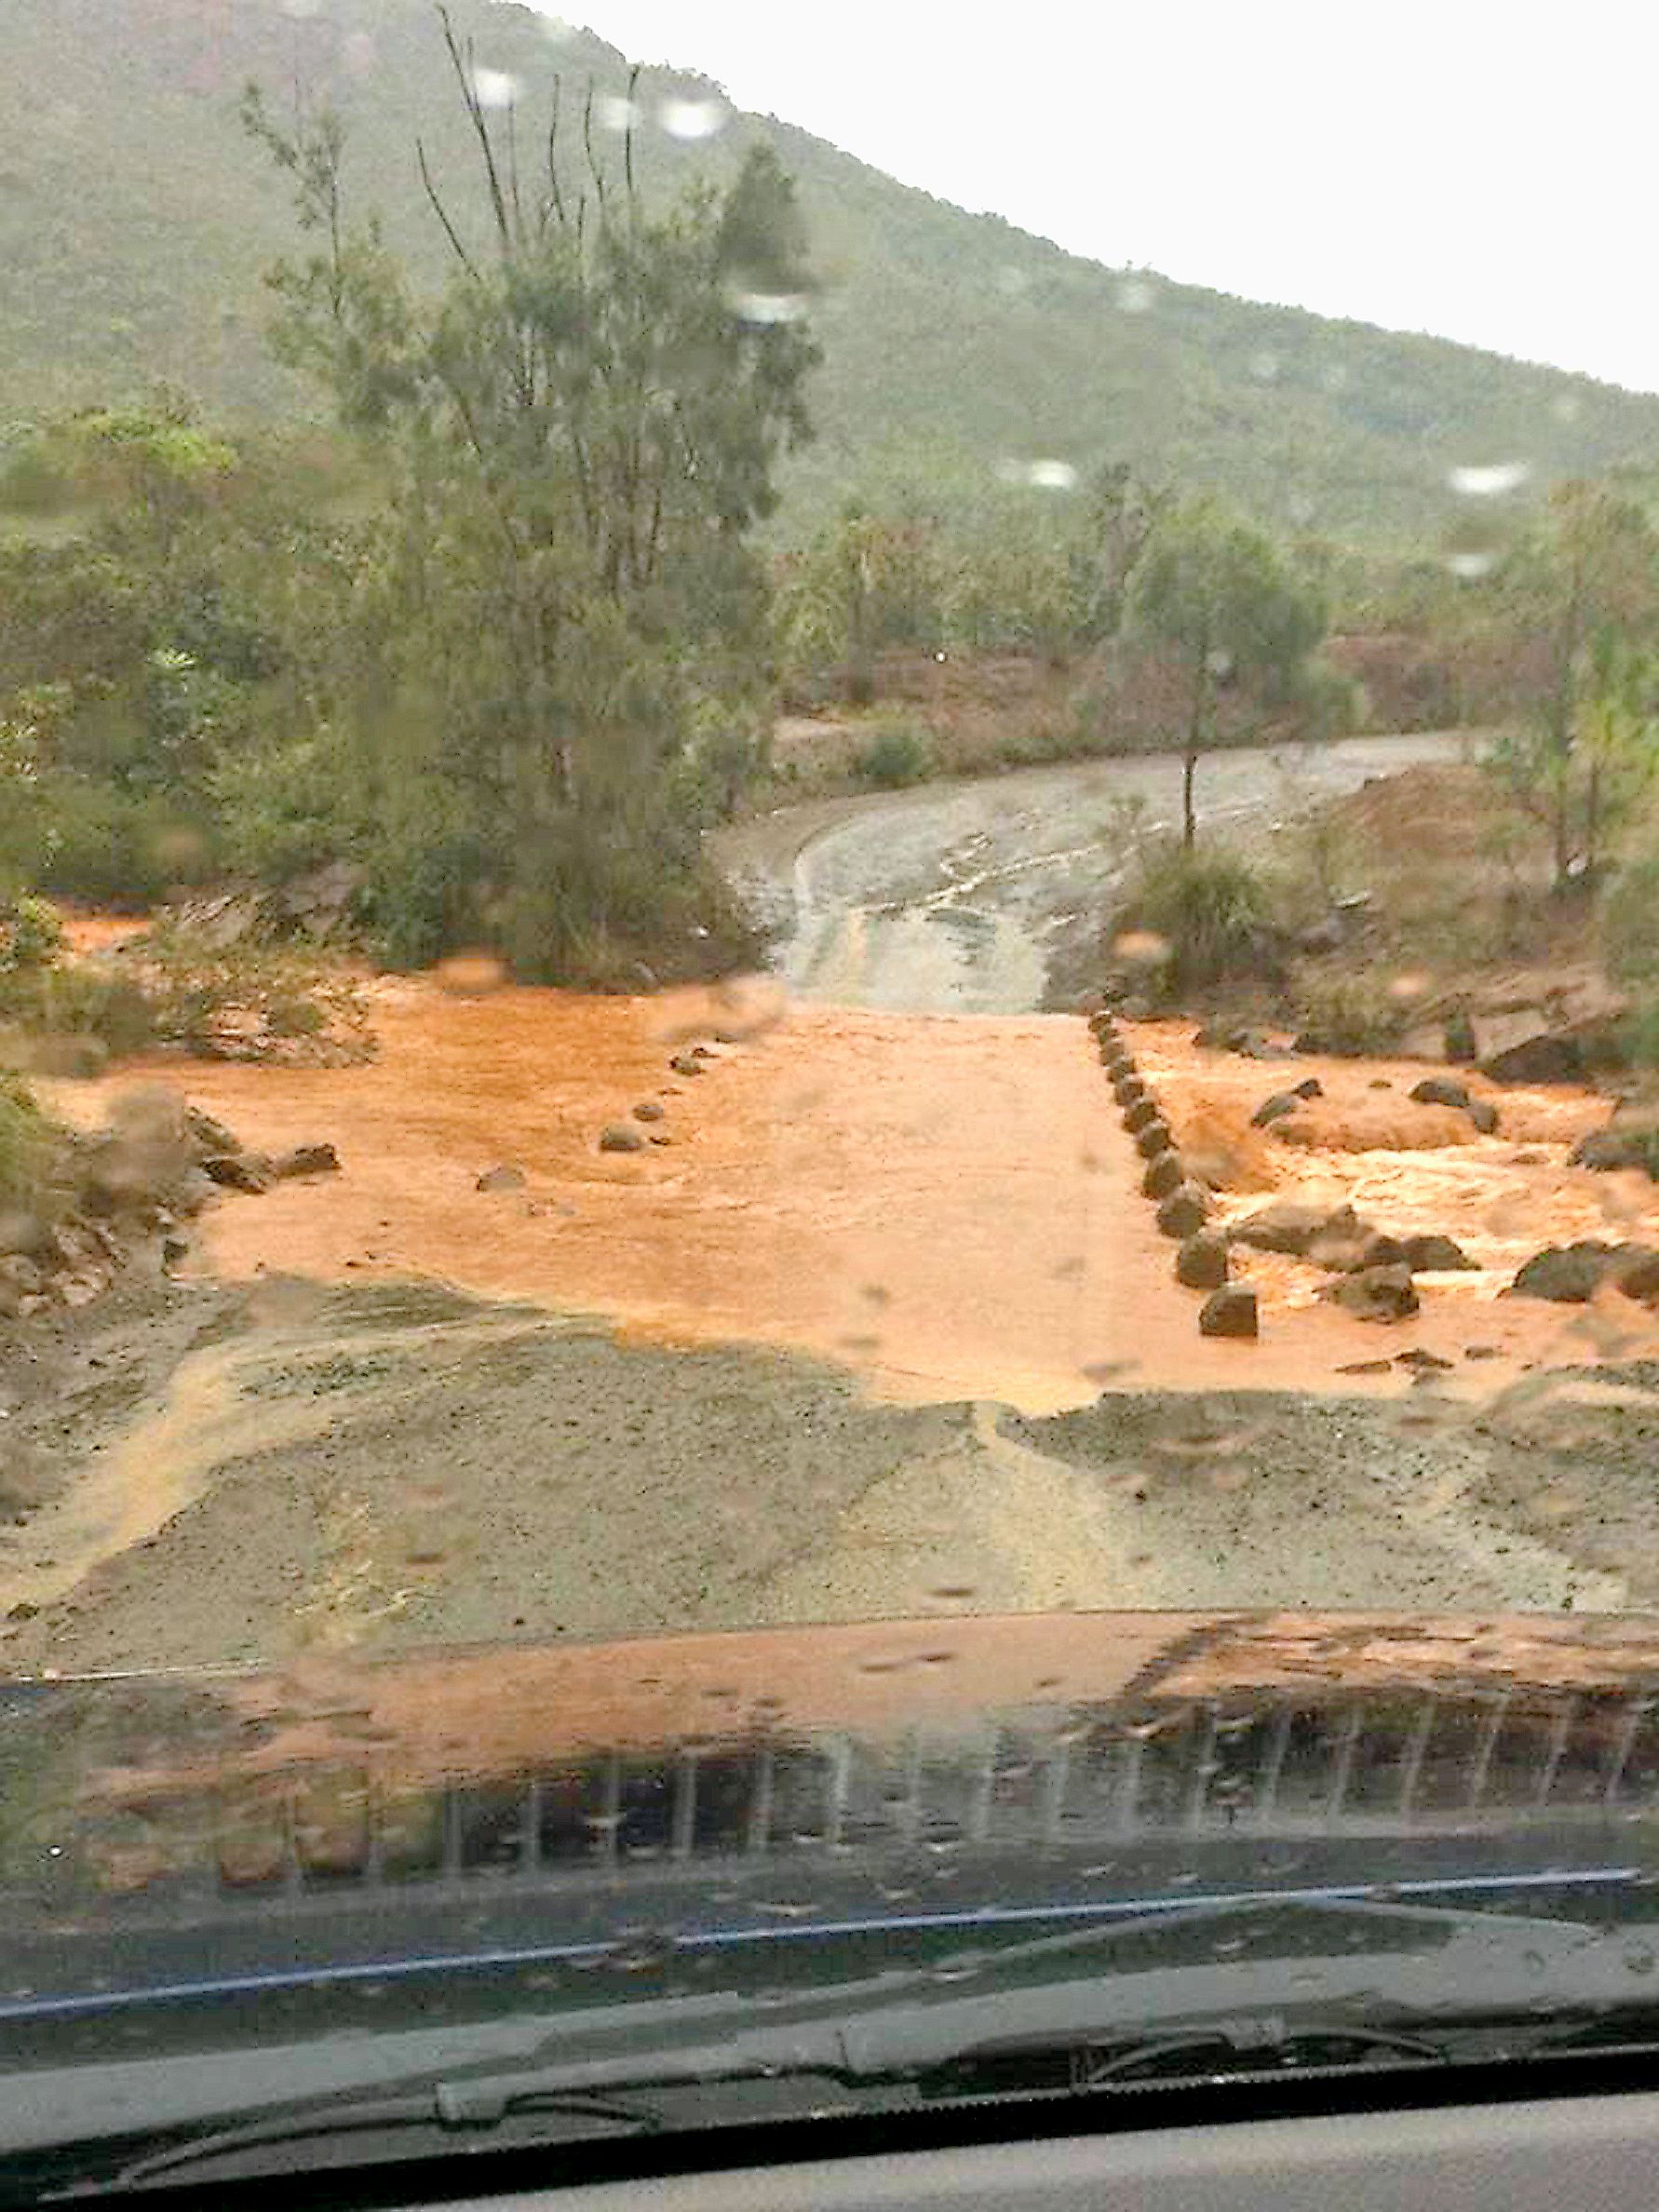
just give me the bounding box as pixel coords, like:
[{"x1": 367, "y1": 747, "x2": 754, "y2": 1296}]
[{"x1": 67, "y1": 2083, "x2": 663, "y2": 2198}]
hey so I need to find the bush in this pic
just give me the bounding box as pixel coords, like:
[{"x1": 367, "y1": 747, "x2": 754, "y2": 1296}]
[
  {"x1": 857, "y1": 720, "x2": 931, "y2": 789},
  {"x1": 1122, "y1": 842, "x2": 1272, "y2": 994},
  {"x1": 1603, "y1": 856, "x2": 1659, "y2": 983},
  {"x1": 1288, "y1": 964, "x2": 1407, "y2": 1055},
  {"x1": 0, "y1": 895, "x2": 63, "y2": 974},
  {"x1": 35, "y1": 776, "x2": 218, "y2": 906},
  {"x1": 0, "y1": 1072, "x2": 60, "y2": 1209}
]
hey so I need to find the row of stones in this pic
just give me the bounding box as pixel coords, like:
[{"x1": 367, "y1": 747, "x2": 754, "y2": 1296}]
[{"x1": 1085, "y1": 1010, "x2": 1259, "y2": 1340}]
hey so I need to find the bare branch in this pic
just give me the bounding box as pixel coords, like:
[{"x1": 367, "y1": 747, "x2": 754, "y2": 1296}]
[
  {"x1": 581, "y1": 81, "x2": 607, "y2": 209},
  {"x1": 436, "y1": 4, "x2": 512, "y2": 254},
  {"x1": 623, "y1": 61, "x2": 639, "y2": 208},
  {"x1": 417, "y1": 139, "x2": 483, "y2": 282},
  {"x1": 544, "y1": 78, "x2": 567, "y2": 235}
]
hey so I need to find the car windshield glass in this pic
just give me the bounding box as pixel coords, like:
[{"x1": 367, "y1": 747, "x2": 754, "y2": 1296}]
[{"x1": 6, "y1": 0, "x2": 1659, "y2": 2192}]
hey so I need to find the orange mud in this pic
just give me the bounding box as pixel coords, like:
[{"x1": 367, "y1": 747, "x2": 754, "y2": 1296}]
[{"x1": 42, "y1": 986, "x2": 1659, "y2": 1412}]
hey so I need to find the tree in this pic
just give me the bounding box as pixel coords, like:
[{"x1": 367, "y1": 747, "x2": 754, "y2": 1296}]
[
  {"x1": 242, "y1": 14, "x2": 820, "y2": 976},
  {"x1": 1481, "y1": 482, "x2": 1659, "y2": 886},
  {"x1": 1127, "y1": 501, "x2": 1326, "y2": 845}
]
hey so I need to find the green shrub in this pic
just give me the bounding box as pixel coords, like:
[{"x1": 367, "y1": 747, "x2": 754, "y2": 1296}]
[
  {"x1": 35, "y1": 776, "x2": 217, "y2": 906},
  {"x1": 1123, "y1": 842, "x2": 1271, "y2": 994},
  {"x1": 0, "y1": 1072, "x2": 58, "y2": 1208},
  {"x1": 0, "y1": 895, "x2": 63, "y2": 974},
  {"x1": 1603, "y1": 856, "x2": 1659, "y2": 982},
  {"x1": 857, "y1": 720, "x2": 931, "y2": 789},
  {"x1": 1288, "y1": 964, "x2": 1407, "y2": 1055}
]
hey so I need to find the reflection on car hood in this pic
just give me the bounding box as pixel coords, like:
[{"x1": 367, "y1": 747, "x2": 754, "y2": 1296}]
[{"x1": 7, "y1": 1607, "x2": 1659, "y2": 1914}]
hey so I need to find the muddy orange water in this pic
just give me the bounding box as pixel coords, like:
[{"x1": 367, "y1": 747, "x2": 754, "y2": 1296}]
[{"x1": 44, "y1": 983, "x2": 1659, "y2": 1412}]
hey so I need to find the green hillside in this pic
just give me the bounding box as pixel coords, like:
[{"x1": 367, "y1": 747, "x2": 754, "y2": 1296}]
[{"x1": 5, "y1": 0, "x2": 1658, "y2": 541}]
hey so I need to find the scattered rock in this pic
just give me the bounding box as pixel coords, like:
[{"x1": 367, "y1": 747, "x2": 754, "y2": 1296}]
[
  {"x1": 1123, "y1": 1098, "x2": 1159, "y2": 1135},
  {"x1": 1508, "y1": 1242, "x2": 1622, "y2": 1302},
  {"x1": 1571, "y1": 1128, "x2": 1658, "y2": 1178},
  {"x1": 1142, "y1": 1153, "x2": 1184, "y2": 1201},
  {"x1": 1464, "y1": 1343, "x2": 1501, "y2": 1361},
  {"x1": 668, "y1": 1054, "x2": 706, "y2": 1077},
  {"x1": 1509, "y1": 1149, "x2": 1545, "y2": 1167},
  {"x1": 161, "y1": 1235, "x2": 189, "y2": 1267},
  {"x1": 1114, "y1": 1073, "x2": 1147, "y2": 1105},
  {"x1": 1135, "y1": 1120, "x2": 1172, "y2": 1161},
  {"x1": 273, "y1": 1142, "x2": 341, "y2": 1179},
  {"x1": 1237, "y1": 1031, "x2": 1297, "y2": 1061},
  {"x1": 184, "y1": 1107, "x2": 242, "y2": 1155},
  {"x1": 200, "y1": 1153, "x2": 273, "y2": 1194},
  {"x1": 1199, "y1": 1285, "x2": 1259, "y2": 1339},
  {"x1": 1228, "y1": 1199, "x2": 1349, "y2": 1257},
  {"x1": 1175, "y1": 1231, "x2": 1229, "y2": 1289},
  {"x1": 1307, "y1": 1224, "x2": 1409, "y2": 1275},
  {"x1": 1250, "y1": 1091, "x2": 1301, "y2": 1129},
  {"x1": 1291, "y1": 1077, "x2": 1323, "y2": 1099},
  {"x1": 1401, "y1": 1234, "x2": 1477, "y2": 1273},
  {"x1": 599, "y1": 1123, "x2": 648, "y2": 1153},
  {"x1": 1409, "y1": 1076, "x2": 1470, "y2": 1111},
  {"x1": 1194, "y1": 1020, "x2": 1246, "y2": 1052},
  {"x1": 1155, "y1": 1183, "x2": 1209, "y2": 1239},
  {"x1": 1336, "y1": 1357, "x2": 1394, "y2": 1376},
  {"x1": 1321, "y1": 1263, "x2": 1419, "y2": 1323},
  {"x1": 1396, "y1": 1348, "x2": 1454, "y2": 1372},
  {"x1": 1477, "y1": 1018, "x2": 1582, "y2": 1086},
  {"x1": 476, "y1": 1164, "x2": 527, "y2": 1194},
  {"x1": 1368, "y1": 1079, "x2": 1393, "y2": 1091},
  {"x1": 1292, "y1": 1031, "x2": 1332, "y2": 1056},
  {"x1": 6, "y1": 1602, "x2": 38, "y2": 1624},
  {"x1": 632, "y1": 1100, "x2": 667, "y2": 1124},
  {"x1": 1464, "y1": 1099, "x2": 1500, "y2": 1135},
  {"x1": 1615, "y1": 1249, "x2": 1659, "y2": 1304}
]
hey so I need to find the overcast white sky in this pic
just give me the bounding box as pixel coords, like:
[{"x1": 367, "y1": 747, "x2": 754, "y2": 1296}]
[{"x1": 536, "y1": 0, "x2": 1659, "y2": 393}]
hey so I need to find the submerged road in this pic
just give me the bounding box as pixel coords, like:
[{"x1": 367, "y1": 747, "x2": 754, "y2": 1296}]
[{"x1": 722, "y1": 732, "x2": 1469, "y2": 1014}]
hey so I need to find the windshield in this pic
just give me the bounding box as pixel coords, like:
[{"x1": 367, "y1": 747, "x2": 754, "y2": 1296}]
[{"x1": 6, "y1": 0, "x2": 1659, "y2": 2194}]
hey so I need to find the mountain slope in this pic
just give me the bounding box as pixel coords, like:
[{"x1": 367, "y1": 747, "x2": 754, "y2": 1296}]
[{"x1": 5, "y1": 0, "x2": 1658, "y2": 541}]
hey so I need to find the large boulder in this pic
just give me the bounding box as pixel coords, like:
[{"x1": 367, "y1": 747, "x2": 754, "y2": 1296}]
[
  {"x1": 1306, "y1": 1222, "x2": 1409, "y2": 1275},
  {"x1": 1321, "y1": 1263, "x2": 1419, "y2": 1322},
  {"x1": 1199, "y1": 1285, "x2": 1259, "y2": 1338},
  {"x1": 1616, "y1": 1249, "x2": 1659, "y2": 1304},
  {"x1": 1474, "y1": 1008, "x2": 1583, "y2": 1086},
  {"x1": 1509, "y1": 1242, "x2": 1624, "y2": 1302}
]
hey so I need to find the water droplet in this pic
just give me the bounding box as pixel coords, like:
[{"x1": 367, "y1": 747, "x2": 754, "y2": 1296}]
[
  {"x1": 469, "y1": 66, "x2": 519, "y2": 111},
  {"x1": 727, "y1": 289, "x2": 809, "y2": 327},
  {"x1": 659, "y1": 96, "x2": 726, "y2": 141},
  {"x1": 1027, "y1": 458, "x2": 1078, "y2": 492},
  {"x1": 1448, "y1": 460, "x2": 1531, "y2": 498}
]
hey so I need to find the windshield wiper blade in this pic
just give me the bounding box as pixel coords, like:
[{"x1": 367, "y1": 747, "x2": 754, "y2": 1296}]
[{"x1": 59, "y1": 2084, "x2": 663, "y2": 2199}]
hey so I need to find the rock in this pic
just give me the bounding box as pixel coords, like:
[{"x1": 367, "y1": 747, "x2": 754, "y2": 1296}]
[
  {"x1": 200, "y1": 1153, "x2": 273, "y2": 1194},
  {"x1": 1336, "y1": 1357, "x2": 1394, "y2": 1375},
  {"x1": 688, "y1": 1044, "x2": 719, "y2": 1061},
  {"x1": 1156, "y1": 1183, "x2": 1209, "y2": 1239},
  {"x1": 1176, "y1": 1231, "x2": 1229, "y2": 1288},
  {"x1": 1399, "y1": 1022, "x2": 1450, "y2": 1063},
  {"x1": 1250, "y1": 1091, "x2": 1301, "y2": 1129},
  {"x1": 1237, "y1": 1030, "x2": 1296, "y2": 1061},
  {"x1": 668, "y1": 1054, "x2": 706, "y2": 1077},
  {"x1": 1292, "y1": 1030, "x2": 1332, "y2": 1056},
  {"x1": 1572, "y1": 1128, "x2": 1658, "y2": 1178},
  {"x1": 1509, "y1": 1242, "x2": 1623, "y2": 1302},
  {"x1": 1114, "y1": 1073, "x2": 1147, "y2": 1105},
  {"x1": 1228, "y1": 1199, "x2": 1351, "y2": 1258},
  {"x1": 1396, "y1": 1348, "x2": 1454, "y2": 1373},
  {"x1": 276, "y1": 859, "x2": 365, "y2": 934},
  {"x1": 1477, "y1": 1015, "x2": 1582, "y2": 1086},
  {"x1": 1402, "y1": 1234, "x2": 1477, "y2": 1273},
  {"x1": 1194, "y1": 1021, "x2": 1246, "y2": 1052},
  {"x1": 1464, "y1": 1343, "x2": 1501, "y2": 1361},
  {"x1": 1322, "y1": 1263, "x2": 1419, "y2": 1322},
  {"x1": 599, "y1": 1123, "x2": 648, "y2": 1153},
  {"x1": 1142, "y1": 1153, "x2": 1185, "y2": 1201},
  {"x1": 1199, "y1": 1286, "x2": 1259, "y2": 1339},
  {"x1": 184, "y1": 1107, "x2": 242, "y2": 1156},
  {"x1": 632, "y1": 1100, "x2": 667, "y2": 1124},
  {"x1": 7, "y1": 1602, "x2": 38, "y2": 1624},
  {"x1": 1464, "y1": 1099, "x2": 1500, "y2": 1135},
  {"x1": 1135, "y1": 1120, "x2": 1172, "y2": 1161},
  {"x1": 1291, "y1": 1077, "x2": 1323, "y2": 1100},
  {"x1": 1369, "y1": 1079, "x2": 1393, "y2": 1091},
  {"x1": 273, "y1": 1142, "x2": 341, "y2": 1179},
  {"x1": 476, "y1": 1164, "x2": 527, "y2": 1193},
  {"x1": 0, "y1": 1254, "x2": 45, "y2": 1298},
  {"x1": 1409, "y1": 1076, "x2": 1470, "y2": 1110},
  {"x1": 1614, "y1": 1248, "x2": 1659, "y2": 1304},
  {"x1": 1307, "y1": 1224, "x2": 1409, "y2": 1275},
  {"x1": 1123, "y1": 1098, "x2": 1159, "y2": 1134},
  {"x1": 161, "y1": 1235, "x2": 189, "y2": 1267}
]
